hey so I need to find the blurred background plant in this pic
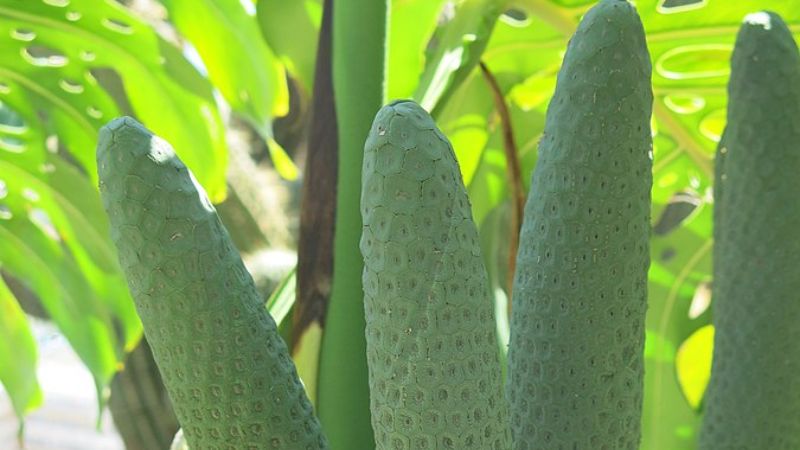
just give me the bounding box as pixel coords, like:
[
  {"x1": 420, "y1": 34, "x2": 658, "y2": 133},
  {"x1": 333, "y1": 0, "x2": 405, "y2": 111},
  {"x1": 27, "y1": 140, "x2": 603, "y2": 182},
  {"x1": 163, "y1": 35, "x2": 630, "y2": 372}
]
[{"x1": 0, "y1": 0, "x2": 797, "y2": 449}]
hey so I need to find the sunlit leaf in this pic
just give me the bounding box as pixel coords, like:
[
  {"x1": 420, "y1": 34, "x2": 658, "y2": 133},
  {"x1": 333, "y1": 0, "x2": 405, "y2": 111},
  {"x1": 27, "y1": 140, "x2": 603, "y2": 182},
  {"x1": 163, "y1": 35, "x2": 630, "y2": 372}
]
[
  {"x1": 266, "y1": 137, "x2": 299, "y2": 181},
  {"x1": 265, "y1": 267, "x2": 296, "y2": 327},
  {"x1": 0, "y1": 219, "x2": 119, "y2": 412},
  {"x1": 0, "y1": 0, "x2": 229, "y2": 199},
  {"x1": 0, "y1": 275, "x2": 42, "y2": 420},
  {"x1": 387, "y1": 0, "x2": 447, "y2": 100},
  {"x1": 0, "y1": 0, "x2": 232, "y2": 420},
  {"x1": 162, "y1": 0, "x2": 290, "y2": 132},
  {"x1": 0, "y1": 158, "x2": 141, "y2": 350},
  {"x1": 257, "y1": 0, "x2": 321, "y2": 93},
  {"x1": 414, "y1": 0, "x2": 504, "y2": 115},
  {"x1": 676, "y1": 324, "x2": 714, "y2": 410}
]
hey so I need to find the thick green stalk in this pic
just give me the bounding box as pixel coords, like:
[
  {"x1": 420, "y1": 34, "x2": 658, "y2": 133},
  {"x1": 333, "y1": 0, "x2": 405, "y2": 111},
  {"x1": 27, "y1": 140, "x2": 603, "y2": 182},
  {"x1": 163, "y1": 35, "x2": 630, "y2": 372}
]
[
  {"x1": 317, "y1": 0, "x2": 386, "y2": 448},
  {"x1": 699, "y1": 11, "x2": 800, "y2": 449},
  {"x1": 507, "y1": 1, "x2": 653, "y2": 448}
]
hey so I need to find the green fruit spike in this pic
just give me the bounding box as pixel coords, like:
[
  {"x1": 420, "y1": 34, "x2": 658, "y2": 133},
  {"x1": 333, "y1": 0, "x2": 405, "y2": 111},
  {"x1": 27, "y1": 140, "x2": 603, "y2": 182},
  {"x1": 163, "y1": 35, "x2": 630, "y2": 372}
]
[
  {"x1": 361, "y1": 100, "x2": 511, "y2": 450},
  {"x1": 699, "y1": 11, "x2": 800, "y2": 450},
  {"x1": 97, "y1": 117, "x2": 328, "y2": 450},
  {"x1": 506, "y1": 0, "x2": 653, "y2": 448}
]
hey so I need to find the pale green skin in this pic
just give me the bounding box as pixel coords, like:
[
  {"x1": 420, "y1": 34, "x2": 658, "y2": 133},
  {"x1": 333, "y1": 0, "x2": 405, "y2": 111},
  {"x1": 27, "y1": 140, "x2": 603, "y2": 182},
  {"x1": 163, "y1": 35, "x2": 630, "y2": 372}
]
[
  {"x1": 97, "y1": 117, "x2": 327, "y2": 450},
  {"x1": 507, "y1": 1, "x2": 653, "y2": 449},
  {"x1": 360, "y1": 100, "x2": 511, "y2": 450},
  {"x1": 699, "y1": 12, "x2": 800, "y2": 450}
]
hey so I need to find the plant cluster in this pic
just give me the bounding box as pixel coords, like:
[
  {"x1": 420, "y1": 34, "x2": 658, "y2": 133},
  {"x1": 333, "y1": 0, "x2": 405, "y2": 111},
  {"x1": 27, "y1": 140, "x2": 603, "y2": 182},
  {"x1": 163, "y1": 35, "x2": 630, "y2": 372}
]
[{"x1": 94, "y1": 1, "x2": 799, "y2": 449}]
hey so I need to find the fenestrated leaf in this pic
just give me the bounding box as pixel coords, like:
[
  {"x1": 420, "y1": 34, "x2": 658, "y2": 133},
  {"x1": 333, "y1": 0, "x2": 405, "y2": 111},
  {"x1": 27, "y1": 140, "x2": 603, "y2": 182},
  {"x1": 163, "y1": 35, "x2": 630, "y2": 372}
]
[
  {"x1": 0, "y1": 99, "x2": 139, "y2": 421},
  {"x1": 0, "y1": 218, "x2": 119, "y2": 413},
  {"x1": 0, "y1": 0, "x2": 228, "y2": 200},
  {"x1": 0, "y1": 92, "x2": 141, "y2": 357},
  {"x1": 0, "y1": 275, "x2": 42, "y2": 420},
  {"x1": 0, "y1": 158, "x2": 141, "y2": 351},
  {"x1": 0, "y1": 0, "x2": 230, "y2": 419}
]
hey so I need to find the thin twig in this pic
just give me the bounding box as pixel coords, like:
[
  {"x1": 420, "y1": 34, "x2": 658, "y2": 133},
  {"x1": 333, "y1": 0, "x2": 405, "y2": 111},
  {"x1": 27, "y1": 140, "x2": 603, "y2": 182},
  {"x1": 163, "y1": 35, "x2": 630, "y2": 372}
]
[{"x1": 478, "y1": 61, "x2": 525, "y2": 311}]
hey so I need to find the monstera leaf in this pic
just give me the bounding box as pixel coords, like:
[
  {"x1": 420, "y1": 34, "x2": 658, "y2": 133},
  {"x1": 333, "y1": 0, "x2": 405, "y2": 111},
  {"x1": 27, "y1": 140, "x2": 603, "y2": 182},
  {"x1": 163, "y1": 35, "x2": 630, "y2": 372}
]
[
  {"x1": 162, "y1": 0, "x2": 298, "y2": 180},
  {"x1": 0, "y1": 0, "x2": 229, "y2": 420},
  {"x1": 0, "y1": 275, "x2": 41, "y2": 420},
  {"x1": 257, "y1": 0, "x2": 321, "y2": 94}
]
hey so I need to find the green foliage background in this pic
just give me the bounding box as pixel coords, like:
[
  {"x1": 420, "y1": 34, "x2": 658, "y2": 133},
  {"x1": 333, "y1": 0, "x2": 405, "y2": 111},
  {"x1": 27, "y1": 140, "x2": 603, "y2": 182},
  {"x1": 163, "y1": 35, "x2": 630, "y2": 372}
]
[{"x1": 0, "y1": 0, "x2": 797, "y2": 448}]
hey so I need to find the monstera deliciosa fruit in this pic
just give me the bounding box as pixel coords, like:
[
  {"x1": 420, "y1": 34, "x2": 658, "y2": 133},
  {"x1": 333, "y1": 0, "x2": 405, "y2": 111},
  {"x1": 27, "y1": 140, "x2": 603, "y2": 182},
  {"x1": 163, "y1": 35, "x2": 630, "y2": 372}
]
[
  {"x1": 506, "y1": 0, "x2": 653, "y2": 448},
  {"x1": 699, "y1": 11, "x2": 800, "y2": 450},
  {"x1": 96, "y1": 117, "x2": 327, "y2": 450},
  {"x1": 360, "y1": 100, "x2": 511, "y2": 450}
]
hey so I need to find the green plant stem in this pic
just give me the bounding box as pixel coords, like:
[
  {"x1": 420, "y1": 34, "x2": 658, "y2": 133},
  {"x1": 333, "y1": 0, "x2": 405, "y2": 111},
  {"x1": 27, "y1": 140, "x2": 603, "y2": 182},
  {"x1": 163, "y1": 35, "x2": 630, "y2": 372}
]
[{"x1": 316, "y1": 0, "x2": 387, "y2": 447}]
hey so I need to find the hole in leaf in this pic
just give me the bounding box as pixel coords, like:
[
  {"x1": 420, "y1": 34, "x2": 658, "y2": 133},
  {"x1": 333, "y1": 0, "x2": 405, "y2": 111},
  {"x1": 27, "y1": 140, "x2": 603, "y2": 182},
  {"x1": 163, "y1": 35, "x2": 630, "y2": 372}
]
[
  {"x1": 22, "y1": 188, "x2": 40, "y2": 202},
  {"x1": 688, "y1": 281, "x2": 711, "y2": 319},
  {"x1": 10, "y1": 29, "x2": 36, "y2": 42},
  {"x1": 66, "y1": 11, "x2": 83, "y2": 22},
  {"x1": 0, "y1": 205, "x2": 11, "y2": 220},
  {"x1": 59, "y1": 78, "x2": 84, "y2": 94},
  {"x1": 102, "y1": 18, "x2": 133, "y2": 34},
  {"x1": 90, "y1": 68, "x2": 135, "y2": 116},
  {"x1": 0, "y1": 137, "x2": 25, "y2": 153},
  {"x1": 22, "y1": 45, "x2": 69, "y2": 67},
  {"x1": 656, "y1": 44, "x2": 731, "y2": 80},
  {"x1": 0, "y1": 101, "x2": 26, "y2": 130},
  {"x1": 80, "y1": 50, "x2": 96, "y2": 62},
  {"x1": 0, "y1": 180, "x2": 6, "y2": 199},
  {"x1": 43, "y1": 0, "x2": 69, "y2": 6},
  {"x1": 29, "y1": 208, "x2": 60, "y2": 241},
  {"x1": 86, "y1": 106, "x2": 103, "y2": 119},
  {"x1": 45, "y1": 135, "x2": 58, "y2": 154},
  {"x1": 660, "y1": 247, "x2": 676, "y2": 262},
  {"x1": 501, "y1": 8, "x2": 529, "y2": 26},
  {"x1": 664, "y1": 94, "x2": 705, "y2": 115},
  {"x1": 657, "y1": 0, "x2": 706, "y2": 13},
  {"x1": 66, "y1": 11, "x2": 81, "y2": 21},
  {"x1": 653, "y1": 191, "x2": 701, "y2": 235}
]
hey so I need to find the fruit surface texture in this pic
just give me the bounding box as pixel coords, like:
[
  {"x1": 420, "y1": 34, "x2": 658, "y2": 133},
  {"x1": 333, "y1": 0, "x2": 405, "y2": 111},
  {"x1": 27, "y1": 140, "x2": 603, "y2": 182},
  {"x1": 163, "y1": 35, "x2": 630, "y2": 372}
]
[
  {"x1": 360, "y1": 100, "x2": 511, "y2": 450},
  {"x1": 97, "y1": 117, "x2": 327, "y2": 450},
  {"x1": 506, "y1": 0, "x2": 653, "y2": 448},
  {"x1": 699, "y1": 11, "x2": 800, "y2": 450}
]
